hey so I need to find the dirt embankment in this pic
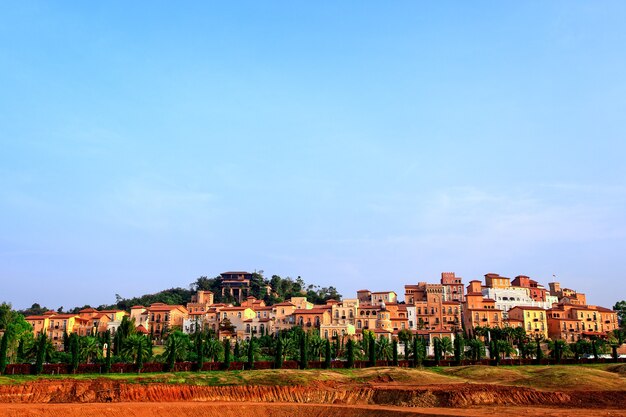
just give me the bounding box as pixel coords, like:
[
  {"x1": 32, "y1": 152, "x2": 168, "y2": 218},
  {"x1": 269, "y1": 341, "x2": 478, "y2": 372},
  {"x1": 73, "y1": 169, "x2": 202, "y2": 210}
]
[{"x1": 0, "y1": 380, "x2": 624, "y2": 409}]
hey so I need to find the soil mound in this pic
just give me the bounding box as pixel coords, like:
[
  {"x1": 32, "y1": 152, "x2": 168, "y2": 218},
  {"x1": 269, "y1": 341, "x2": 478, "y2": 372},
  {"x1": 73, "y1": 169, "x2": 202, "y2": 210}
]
[{"x1": 0, "y1": 379, "x2": 624, "y2": 409}]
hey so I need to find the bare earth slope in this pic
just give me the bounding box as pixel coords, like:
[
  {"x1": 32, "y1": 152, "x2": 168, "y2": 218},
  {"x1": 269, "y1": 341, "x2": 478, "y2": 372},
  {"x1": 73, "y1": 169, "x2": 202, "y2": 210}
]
[{"x1": 1, "y1": 366, "x2": 625, "y2": 416}]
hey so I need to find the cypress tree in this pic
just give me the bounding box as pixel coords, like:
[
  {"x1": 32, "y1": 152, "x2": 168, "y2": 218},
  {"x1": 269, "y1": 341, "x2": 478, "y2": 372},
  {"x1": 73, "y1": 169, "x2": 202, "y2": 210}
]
[
  {"x1": 299, "y1": 333, "x2": 308, "y2": 370},
  {"x1": 70, "y1": 334, "x2": 79, "y2": 373},
  {"x1": 247, "y1": 338, "x2": 255, "y2": 370},
  {"x1": 612, "y1": 345, "x2": 618, "y2": 362},
  {"x1": 0, "y1": 331, "x2": 9, "y2": 374},
  {"x1": 434, "y1": 338, "x2": 442, "y2": 365},
  {"x1": 105, "y1": 338, "x2": 112, "y2": 373},
  {"x1": 536, "y1": 339, "x2": 543, "y2": 363},
  {"x1": 63, "y1": 332, "x2": 70, "y2": 353},
  {"x1": 233, "y1": 340, "x2": 240, "y2": 361},
  {"x1": 323, "y1": 339, "x2": 331, "y2": 369},
  {"x1": 195, "y1": 334, "x2": 204, "y2": 372},
  {"x1": 34, "y1": 334, "x2": 46, "y2": 375},
  {"x1": 454, "y1": 334, "x2": 464, "y2": 365},
  {"x1": 392, "y1": 339, "x2": 398, "y2": 366},
  {"x1": 334, "y1": 337, "x2": 340, "y2": 359},
  {"x1": 113, "y1": 331, "x2": 120, "y2": 356},
  {"x1": 274, "y1": 337, "x2": 283, "y2": 369},
  {"x1": 136, "y1": 340, "x2": 143, "y2": 373},
  {"x1": 17, "y1": 338, "x2": 25, "y2": 364},
  {"x1": 223, "y1": 339, "x2": 231, "y2": 370},
  {"x1": 412, "y1": 337, "x2": 419, "y2": 368},
  {"x1": 571, "y1": 342, "x2": 579, "y2": 361},
  {"x1": 368, "y1": 336, "x2": 376, "y2": 367},
  {"x1": 346, "y1": 339, "x2": 355, "y2": 369},
  {"x1": 591, "y1": 339, "x2": 598, "y2": 363}
]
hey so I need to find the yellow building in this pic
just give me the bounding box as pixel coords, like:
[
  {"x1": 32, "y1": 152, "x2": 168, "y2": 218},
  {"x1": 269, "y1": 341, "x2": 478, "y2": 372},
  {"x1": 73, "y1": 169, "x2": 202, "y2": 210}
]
[
  {"x1": 25, "y1": 314, "x2": 52, "y2": 337},
  {"x1": 508, "y1": 306, "x2": 548, "y2": 339}
]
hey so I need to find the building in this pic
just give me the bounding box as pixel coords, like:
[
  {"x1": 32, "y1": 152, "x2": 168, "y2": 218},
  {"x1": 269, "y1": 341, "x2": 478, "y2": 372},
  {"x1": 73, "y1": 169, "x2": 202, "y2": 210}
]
[
  {"x1": 147, "y1": 303, "x2": 188, "y2": 339},
  {"x1": 481, "y1": 273, "x2": 557, "y2": 318},
  {"x1": 220, "y1": 271, "x2": 253, "y2": 303},
  {"x1": 507, "y1": 306, "x2": 548, "y2": 339},
  {"x1": 549, "y1": 282, "x2": 587, "y2": 305},
  {"x1": 441, "y1": 272, "x2": 465, "y2": 302},
  {"x1": 463, "y1": 280, "x2": 504, "y2": 331}
]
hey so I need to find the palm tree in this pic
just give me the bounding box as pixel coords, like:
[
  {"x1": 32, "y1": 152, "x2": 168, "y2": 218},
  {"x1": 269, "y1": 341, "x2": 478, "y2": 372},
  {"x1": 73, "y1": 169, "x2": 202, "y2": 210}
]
[
  {"x1": 205, "y1": 337, "x2": 223, "y2": 362},
  {"x1": 280, "y1": 335, "x2": 296, "y2": 362},
  {"x1": 466, "y1": 338, "x2": 485, "y2": 361},
  {"x1": 164, "y1": 331, "x2": 190, "y2": 371},
  {"x1": 79, "y1": 336, "x2": 101, "y2": 364},
  {"x1": 122, "y1": 334, "x2": 150, "y2": 363},
  {"x1": 309, "y1": 335, "x2": 325, "y2": 361},
  {"x1": 439, "y1": 337, "x2": 454, "y2": 359},
  {"x1": 376, "y1": 337, "x2": 393, "y2": 361},
  {"x1": 495, "y1": 340, "x2": 514, "y2": 360}
]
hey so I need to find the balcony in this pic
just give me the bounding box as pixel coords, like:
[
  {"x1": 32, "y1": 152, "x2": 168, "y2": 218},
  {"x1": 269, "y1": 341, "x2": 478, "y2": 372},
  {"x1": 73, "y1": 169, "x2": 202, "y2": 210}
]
[
  {"x1": 482, "y1": 318, "x2": 488, "y2": 322},
  {"x1": 605, "y1": 320, "x2": 611, "y2": 324},
  {"x1": 533, "y1": 319, "x2": 538, "y2": 322},
  {"x1": 586, "y1": 318, "x2": 592, "y2": 321}
]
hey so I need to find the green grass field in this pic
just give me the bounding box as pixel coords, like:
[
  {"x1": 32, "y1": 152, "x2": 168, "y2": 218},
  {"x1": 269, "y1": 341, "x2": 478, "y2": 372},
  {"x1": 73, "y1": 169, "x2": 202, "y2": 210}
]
[{"x1": 1, "y1": 364, "x2": 625, "y2": 391}]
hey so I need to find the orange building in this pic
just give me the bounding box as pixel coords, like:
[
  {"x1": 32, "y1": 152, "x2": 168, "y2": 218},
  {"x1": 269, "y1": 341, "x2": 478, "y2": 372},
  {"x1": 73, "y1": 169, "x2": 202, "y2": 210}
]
[
  {"x1": 463, "y1": 280, "x2": 504, "y2": 331},
  {"x1": 147, "y1": 303, "x2": 188, "y2": 338}
]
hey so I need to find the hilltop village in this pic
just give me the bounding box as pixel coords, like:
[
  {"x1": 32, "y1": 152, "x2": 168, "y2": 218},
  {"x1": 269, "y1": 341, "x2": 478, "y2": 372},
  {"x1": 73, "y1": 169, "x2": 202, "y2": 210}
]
[{"x1": 24, "y1": 271, "x2": 619, "y2": 353}]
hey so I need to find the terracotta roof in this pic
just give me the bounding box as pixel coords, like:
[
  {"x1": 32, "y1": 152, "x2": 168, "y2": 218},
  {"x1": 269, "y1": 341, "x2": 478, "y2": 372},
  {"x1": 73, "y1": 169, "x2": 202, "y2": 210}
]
[
  {"x1": 509, "y1": 306, "x2": 546, "y2": 311},
  {"x1": 273, "y1": 302, "x2": 295, "y2": 307},
  {"x1": 51, "y1": 314, "x2": 78, "y2": 319},
  {"x1": 79, "y1": 308, "x2": 97, "y2": 313},
  {"x1": 131, "y1": 305, "x2": 145, "y2": 309},
  {"x1": 294, "y1": 309, "x2": 328, "y2": 314},
  {"x1": 136, "y1": 325, "x2": 149, "y2": 334},
  {"x1": 25, "y1": 315, "x2": 48, "y2": 320}
]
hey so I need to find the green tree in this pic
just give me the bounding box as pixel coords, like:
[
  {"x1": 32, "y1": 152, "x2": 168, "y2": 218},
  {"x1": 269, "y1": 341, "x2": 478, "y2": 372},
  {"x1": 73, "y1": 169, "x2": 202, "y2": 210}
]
[
  {"x1": 454, "y1": 334, "x2": 465, "y2": 364},
  {"x1": 222, "y1": 339, "x2": 231, "y2": 370},
  {"x1": 34, "y1": 333, "x2": 47, "y2": 375},
  {"x1": 376, "y1": 337, "x2": 392, "y2": 361},
  {"x1": 122, "y1": 334, "x2": 150, "y2": 364},
  {"x1": 104, "y1": 333, "x2": 112, "y2": 373},
  {"x1": 80, "y1": 336, "x2": 100, "y2": 364},
  {"x1": 70, "y1": 334, "x2": 79, "y2": 373},
  {"x1": 535, "y1": 337, "x2": 544, "y2": 363},
  {"x1": 466, "y1": 338, "x2": 485, "y2": 361},
  {"x1": 397, "y1": 329, "x2": 412, "y2": 359},
  {"x1": 392, "y1": 339, "x2": 398, "y2": 366},
  {"x1": 233, "y1": 340, "x2": 241, "y2": 361},
  {"x1": 613, "y1": 300, "x2": 626, "y2": 328},
  {"x1": 368, "y1": 336, "x2": 376, "y2": 366},
  {"x1": 164, "y1": 332, "x2": 190, "y2": 371},
  {"x1": 205, "y1": 336, "x2": 223, "y2": 362},
  {"x1": 273, "y1": 337, "x2": 283, "y2": 369},
  {"x1": 194, "y1": 333, "x2": 204, "y2": 372},
  {"x1": 323, "y1": 339, "x2": 331, "y2": 369},
  {"x1": 412, "y1": 337, "x2": 425, "y2": 367},
  {"x1": 346, "y1": 339, "x2": 355, "y2": 368},
  {"x1": 299, "y1": 333, "x2": 308, "y2": 370},
  {"x1": 0, "y1": 329, "x2": 10, "y2": 374},
  {"x1": 246, "y1": 338, "x2": 256, "y2": 370},
  {"x1": 433, "y1": 338, "x2": 442, "y2": 364},
  {"x1": 439, "y1": 337, "x2": 453, "y2": 359},
  {"x1": 496, "y1": 340, "x2": 514, "y2": 361}
]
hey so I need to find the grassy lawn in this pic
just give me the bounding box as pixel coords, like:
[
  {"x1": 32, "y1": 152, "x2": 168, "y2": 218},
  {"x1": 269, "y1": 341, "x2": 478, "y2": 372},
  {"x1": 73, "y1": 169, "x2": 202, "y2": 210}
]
[{"x1": 1, "y1": 364, "x2": 624, "y2": 391}]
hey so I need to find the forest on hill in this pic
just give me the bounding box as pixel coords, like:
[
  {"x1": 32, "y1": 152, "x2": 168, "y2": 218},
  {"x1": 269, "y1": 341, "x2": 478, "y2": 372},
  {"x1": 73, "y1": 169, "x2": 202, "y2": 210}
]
[{"x1": 17, "y1": 272, "x2": 342, "y2": 315}]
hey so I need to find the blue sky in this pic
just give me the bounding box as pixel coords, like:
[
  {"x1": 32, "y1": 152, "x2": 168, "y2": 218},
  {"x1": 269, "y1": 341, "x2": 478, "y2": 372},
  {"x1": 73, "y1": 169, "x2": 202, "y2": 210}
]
[{"x1": 1, "y1": 2, "x2": 625, "y2": 310}]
